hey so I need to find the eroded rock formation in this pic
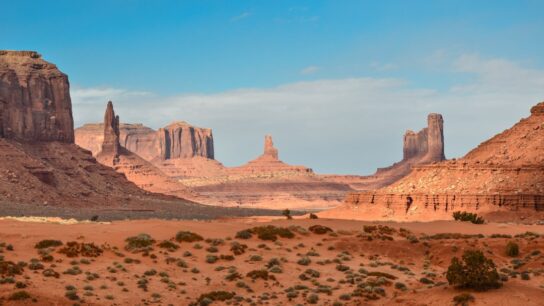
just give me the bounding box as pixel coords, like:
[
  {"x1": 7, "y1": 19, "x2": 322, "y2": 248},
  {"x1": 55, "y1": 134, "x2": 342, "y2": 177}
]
[
  {"x1": 0, "y1": 51, "x2": 74, "y2": 142},
  {"x1": 334, "y1": 102, "x2": 544, "y2": 221},
  {"x1": 100, "y1": 101, "x2": 120, "y2": 159},
  {"x1": 158, "y1": 121, "x2": 214, "y2": 160},
  {"x1": 325, "y1": 113, "x2": 446, "y2": 190},
  {"x1": 75, "y1": 121, "x2": 214, "y2": 161},
  {"x1": 0, "y1": 50, "x2": 198, "y2": 209}
]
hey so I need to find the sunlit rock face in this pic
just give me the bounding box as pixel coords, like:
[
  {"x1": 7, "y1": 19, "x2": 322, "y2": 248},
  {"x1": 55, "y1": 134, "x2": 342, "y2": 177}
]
[{"x1": 0, "y1": 50, "x2": 74, "y2": 142}]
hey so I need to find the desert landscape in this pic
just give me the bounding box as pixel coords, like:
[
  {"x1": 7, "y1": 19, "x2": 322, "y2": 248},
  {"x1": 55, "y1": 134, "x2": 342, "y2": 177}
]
[{"x1": 2, "y1": 1, "x2": 544, "y2": 305}]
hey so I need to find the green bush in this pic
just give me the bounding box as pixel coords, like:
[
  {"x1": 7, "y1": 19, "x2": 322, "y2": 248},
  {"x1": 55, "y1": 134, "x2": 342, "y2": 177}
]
[
  {"x1": 248, "y1": 226, "x2": 294, "y2": 241},
  {"x1": 9, "y1": 290, "x2": 31, "y2": 301},
  {"x1": 452, "y1": 211, "x2": 484, "y2": 224},
  {"x1": 125, "y1": 234, "x2": 155, "y2": 252},
  {"x1": 175, "y1": 231, "x2": 203, "y2": 243},
  {"x1": 446, "y1": 250, "x2": 501, "y2": 291},
  {"x1": 35, "y1": 240, "x2": 63, "y2": 249},
  {"x1": 309, "y1": 213, "x2": 318, "y2": 219},
  {"x1": 505, "y1": 241, "x2": 519, "y2": 257}
]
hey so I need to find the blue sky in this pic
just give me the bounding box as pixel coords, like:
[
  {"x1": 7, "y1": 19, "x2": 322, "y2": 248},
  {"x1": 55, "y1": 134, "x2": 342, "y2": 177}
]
[{"x1": 3, "y1": 1, "x2": 544, "y2": 174}]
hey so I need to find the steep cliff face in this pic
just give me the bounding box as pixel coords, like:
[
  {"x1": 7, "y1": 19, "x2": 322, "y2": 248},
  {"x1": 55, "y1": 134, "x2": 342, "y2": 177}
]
[
  {"x1": 0, "y1": 51, "x2": 199, "y2": 210},
  {"x1": 158, "y1": 121, "x2": 214, "y2": 160},
  {"x1": 330, "y1": 113, "x2": 446, "y2": 191},
  {"x1": 337, "y1": 102, "x2": 544, "y2": 221},
  {"x1": 75, "y1": 121, "x2": 214, "y2": 161},
  {"x1": 99, "y1": 101, "x2": 120, "y2": 159},
  {"x1": 0, "y1": 51, "x2": 74, "y2": 142},
  {"x1": 94, "y1": 102, "x2": 194, "y2": 200}
]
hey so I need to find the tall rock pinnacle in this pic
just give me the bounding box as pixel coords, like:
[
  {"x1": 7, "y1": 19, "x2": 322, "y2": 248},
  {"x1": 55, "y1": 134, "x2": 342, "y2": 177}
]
[
  {"x1": 101, "y1": 101, "x2": 121, "y2": 158},
  {"x1": 423, "y1": 113, "x2": 445, "y2": 162},
  {"x1": 263, "y1": 135, "x2": 279, "y2": 160},
  {"x1": 401, "y1": 113, "x2": 445, "y2": 163}
]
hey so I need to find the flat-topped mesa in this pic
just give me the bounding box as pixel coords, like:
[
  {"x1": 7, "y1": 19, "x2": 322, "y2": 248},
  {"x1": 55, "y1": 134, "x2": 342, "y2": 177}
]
[
  {"x1": 100, "y1": 101, "x2": 121, "y2": 158},
  {"x1": 0, "y1": 50, "x2": 74, "y2": 142},
  {"x1": 158, "y1": 121, "x2": 214, "y2": 160}
]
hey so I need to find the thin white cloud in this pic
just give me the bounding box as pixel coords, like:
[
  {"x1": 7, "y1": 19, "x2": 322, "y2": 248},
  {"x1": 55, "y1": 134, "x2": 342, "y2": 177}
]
[
  {"x1": 300, "y1": 65, "x2": 320, "y2": 75},
  {"x1": 71, "y1": 54, "x2": 544, "y2": 174},
  {"x1": 370, "y1": 61, "x2": 398, "y2": 72},
  {"x1": 230, "y1": 11, "x2": 252, "y2": 22}
]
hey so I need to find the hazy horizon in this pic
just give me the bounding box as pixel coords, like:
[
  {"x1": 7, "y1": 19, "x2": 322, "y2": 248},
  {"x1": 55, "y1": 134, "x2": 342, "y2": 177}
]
[{"x1": 3, "y1": 1, "x2": 544, "y2": 174}]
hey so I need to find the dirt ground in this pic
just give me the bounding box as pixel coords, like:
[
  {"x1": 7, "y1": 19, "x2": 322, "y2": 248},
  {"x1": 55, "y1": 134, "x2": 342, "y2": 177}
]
[{"x1": 0, "y1": 218, "x2": 543, "y2": 305}]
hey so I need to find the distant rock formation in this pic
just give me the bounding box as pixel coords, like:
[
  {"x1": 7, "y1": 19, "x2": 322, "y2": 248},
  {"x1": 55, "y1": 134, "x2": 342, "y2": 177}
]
[
  {"x1": 100, "y1": 101, "x2": 121, "y2": 159},
  {"x1": 95, "y1": 102, "x2": 193, "y2": 199},
  {"x1": 75, "y1": 121, "x2": 214, "y2": 161},
  {"x1": 229, "y1": 135, "x2": 312, "y2": 175},
  {"x1": 403, "y1": 113, "x2": 444, "y2": 162},
  {"x1": 325, "y1": 113, "x2": 446, "y2": 191},
  {"x1": 158, "y1": 121, "x2": 214, "y2": 160},
  {"x1": 334, "y1": 102, "x2": 544, "y2": 222},
  {"x1": 0, "y1": 50, "x2": 197, "y2": 209},
  {"x1": 0, "y1": 51, "x2": 74, "y2": 142},
  {"x1": 262, "y1": 135, "x2": 279, "y2": 160}
]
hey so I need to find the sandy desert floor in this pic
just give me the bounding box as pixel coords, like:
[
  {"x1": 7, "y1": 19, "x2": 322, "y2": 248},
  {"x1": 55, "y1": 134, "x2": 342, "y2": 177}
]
[{"x1": 0, "y1": 217, "x2": 543, "y2": 305}]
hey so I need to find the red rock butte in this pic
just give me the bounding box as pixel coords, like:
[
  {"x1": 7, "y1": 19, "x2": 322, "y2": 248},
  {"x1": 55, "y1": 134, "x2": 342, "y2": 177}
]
[
  {"x1": 0, "y1": 50, "x2": 74, "y2": 142},
  {"x1": 326, "y1": 101, "x2": 544, "y2": 222}
]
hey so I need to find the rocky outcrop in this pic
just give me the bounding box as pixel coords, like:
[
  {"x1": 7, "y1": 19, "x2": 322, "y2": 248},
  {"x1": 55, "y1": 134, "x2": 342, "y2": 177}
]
[
  {"x1": 99, "y1": 101, "x2": 120, "y2": 159},
  {"x1": 337, "y1": 102, "x2": 544, "y2": 221},
  {"x1": 229, "y1": 135, "x2": 312, "y2": 175},
  {"x1": 75, "y1": 121, "x2": 214, "y2": 161},
  {"x1": 0, "y1": 51, "x2": 201, "y2": 210},
  {"x1": 327, "y1": 113, "x2": 446, "y2": 191},
  {"x1": 158, "y1": 121, "x2": 214, "y2": 160},
  {"x1": 0, "y1": 50, "x2": 74, "y2": 142}
]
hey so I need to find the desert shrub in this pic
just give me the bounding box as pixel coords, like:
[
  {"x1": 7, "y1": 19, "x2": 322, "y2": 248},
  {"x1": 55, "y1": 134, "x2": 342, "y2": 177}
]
[
  {"x1": 175, "y1": 231, "x2": 203, "y2": 243},
  {"x1": 452, "y1": 211, "x2": 484, "y2": 224},
  {"x1": 9, "y1": 290, "x2": 31, "y2": 301},
  {"x1": 206, "y1": 255, "x2": 218, "y2": 264},
  {"x1": 309, "y1": 213, "x2": 319, "y2": 219},
  {"x1": 158, "y1": 240, "x2": 179, "y2": 251},
  {"x1": 505, "y1": 241, "x2": 519, "y2": 257},
  {"x1": 35, "y1": 240, "x2": 63, "y2": 249},
  {"x1": 367, "y1": 271, "x2": 397, "y2": 280},
  {"x1": 42, "y1": 268, "x2": 60, "y2": 278},
  {"x1": 419, "y1": 277, "x2": 434, "y2": 284},
  {"x1": 0, "y1": 261, "x2": 22, "y2": 276},
  {"x1": 230, "y1": 242, "x2": 248, "y2": 255},
  {"x1": 64, "y1": 289, "x2": 79, "y2": 301},
  {"x1": 58, "y1": 241, "x2": 103, "y2": 257},
  {"x1": 246, "y1": 269, "x2": 275, "y2": 281},
  {"x1": 453, "y1": 293, "x2": 475, "y2": 306},
  {"x1": 249, "y1": 226, "x2": 295, "y2": 241},
  {"x1": 308, "y1": 225, "x2": 333, "y2": 235},
  {"x1": 125, "y1": 234, "x2": 155, "y2": 253},
  {"x1": 446, "y1": 250, "x2": 501, "y2": 291},
  {"x1": 235, "y1": 230, "x2": 252, "y2": 239},
  {"x1": 297, "y1": 256, "x2": 311, "y2": 266},
  {"x1": 394, "y1": 282, "x2": 407, "y2": 291},
  {"x1": 299, "y1": 268, "x2": 320, "y2": 280},
  {"x1": 193, "y1": 291, "x2": 235, "y2": 305},
  {"x1": 306, "y1": 293, "x2": 319, "y2": 304},
  {"x1": 282, "y1": 209, "x2": 292, "y2": 220}
]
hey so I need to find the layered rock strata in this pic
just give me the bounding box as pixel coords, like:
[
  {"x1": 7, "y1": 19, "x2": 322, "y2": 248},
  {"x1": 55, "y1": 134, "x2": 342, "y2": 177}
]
[
  {"x1": 323, "y1": 113, "x2": 446, "y2": 190},
  {"x1": 0, "y1": 51, "x2": 74, "y2": 142},
  {"x1": 75, "y1": 121, "x2": 214, "y2": 161},
  {"x1": 335, "y1": 102, "x2": 544, "y2": 221}
]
